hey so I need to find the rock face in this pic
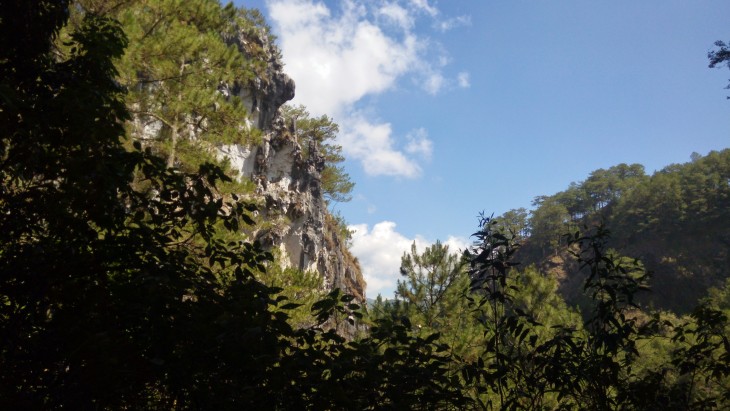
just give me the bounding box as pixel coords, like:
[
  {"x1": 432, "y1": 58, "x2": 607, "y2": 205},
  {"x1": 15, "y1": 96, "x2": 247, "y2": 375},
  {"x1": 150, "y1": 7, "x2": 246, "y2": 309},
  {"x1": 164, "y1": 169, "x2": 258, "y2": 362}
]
[
  {"x1": 131, "y1": 22, "x2": 366, "y2": 328},
  {"x1": 218, "y1": 28, "x2": 366, "y2": 305}
]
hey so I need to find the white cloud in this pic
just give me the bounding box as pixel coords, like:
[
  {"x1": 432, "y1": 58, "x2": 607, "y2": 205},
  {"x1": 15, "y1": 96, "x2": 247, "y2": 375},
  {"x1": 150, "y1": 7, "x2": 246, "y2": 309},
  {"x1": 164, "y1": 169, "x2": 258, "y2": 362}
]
[
  {"x1": 268, "y1": 0, "x2": 420, "y2": 116},
  {"x1": 424, "y1": 72, "x2": 445, "y2": 95},
  {"x1": 436, "y1": 15, "x2": 472, "y2": 32},
  {"x1": 349, "y1": 221, "x2": 469, "y2": 298},
  {"x1": 437, "y1": 54, "x2": 451, "y2": 67},
  {"x1": 339, "y1": 113, "x2": 422, "y2": 177},
  {"x1": 457, "y1": 71, "x2": 471, "y2": 88},
  {"x1": 349, "y1": 221, "x2": 427, "y2": 298},
  {"x1": 378, "y1": 3, "x2": 414, "y2": 30},
  {"x1": 443, "y1": 235, "x2": 471, "y2": 255},
  {"x1": 408, "y1": 0, "x2": 438, "y2": 17},
  {"x1": 405, "y1": 127, "x2": 433, "y2": 159},
  {"x1": 266, "y1": 0, "x2": 468, "y2": 178}
]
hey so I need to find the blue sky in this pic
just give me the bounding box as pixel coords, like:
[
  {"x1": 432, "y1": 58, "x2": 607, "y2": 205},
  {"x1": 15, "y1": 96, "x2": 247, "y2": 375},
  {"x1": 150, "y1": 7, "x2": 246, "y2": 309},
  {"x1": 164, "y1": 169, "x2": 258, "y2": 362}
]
[{"x1": 235, "y1": 0, "x2": 730, "y2": 298}]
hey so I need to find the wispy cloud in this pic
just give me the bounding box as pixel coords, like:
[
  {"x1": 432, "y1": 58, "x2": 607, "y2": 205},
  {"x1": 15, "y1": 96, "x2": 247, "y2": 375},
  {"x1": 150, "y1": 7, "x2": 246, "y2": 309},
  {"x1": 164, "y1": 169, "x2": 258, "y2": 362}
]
[
  {"x1": 266, "y1": 0, "x2": 468, "y2": 178},
  {"x1": 457, "y1": 71, "x2": 471, "y2": 88},
  {"x1": 408, "y1": 0, "x2": 438, "y2": 17},
  {"x1": 405, "y1": 128, "x2": 433, "y2": 160},
  {"x1": 377, "y1": 3, "x2": 414, "y2": 30},
  {"x1": 436, "y1": 15, "x2": 471, "y2": 32},
  {"x1": 424, "y1": 72, "x2": 445, "y2": 95}
]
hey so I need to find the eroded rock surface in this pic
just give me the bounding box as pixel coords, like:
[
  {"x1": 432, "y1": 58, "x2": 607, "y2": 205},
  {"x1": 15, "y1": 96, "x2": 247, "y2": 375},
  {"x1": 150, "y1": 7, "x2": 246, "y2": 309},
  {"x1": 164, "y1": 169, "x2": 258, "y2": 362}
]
[{"x1": 219, "y1": 28, "x2": 366, "y2": 307}]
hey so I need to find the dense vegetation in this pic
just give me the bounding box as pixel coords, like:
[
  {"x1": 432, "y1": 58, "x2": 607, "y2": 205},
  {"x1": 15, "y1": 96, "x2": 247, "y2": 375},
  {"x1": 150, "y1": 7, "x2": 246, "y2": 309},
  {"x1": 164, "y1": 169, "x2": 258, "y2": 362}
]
[
  {"x1": 2, "y1": 1, "x2": 729, "y2": 409},
  {"x1": 374, "y1": 220, "x2": 730, "y2": 409},
  {"x1": 494, "y1": 150, "x2": 730, "y2": 314}
]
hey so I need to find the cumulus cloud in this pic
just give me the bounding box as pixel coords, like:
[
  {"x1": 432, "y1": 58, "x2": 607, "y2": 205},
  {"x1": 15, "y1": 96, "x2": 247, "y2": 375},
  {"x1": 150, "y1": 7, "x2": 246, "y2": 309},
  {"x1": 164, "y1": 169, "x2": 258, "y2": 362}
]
[
  {"x1": 267, "y1": 0, "x2": 420, "y2": 116},
  {"x1": 350, "y1": 221, "x2": 469, "y2": 298},
  {"x1": 349, "y1": 221, "x2": 424, "y2": 298},
  {"x1": 263, "y1": 2, "x2": 472, "y2": 297},
  {"x1": 339, "y1": 113, "x2": 423, "y2": 177},
  {"x1": 443, "y1": 235, "x2": 471, "y2": 255},
  {"x1": 266, "y1": 0, "x2": 467, "y2": 178}
]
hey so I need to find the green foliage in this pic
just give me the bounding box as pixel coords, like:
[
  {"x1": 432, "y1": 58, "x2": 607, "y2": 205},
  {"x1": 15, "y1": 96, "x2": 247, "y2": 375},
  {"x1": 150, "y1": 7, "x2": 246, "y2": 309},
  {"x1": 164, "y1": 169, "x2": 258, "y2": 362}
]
[
  {"x1": 282, "y1": 104, "x2": 355, "y2": 204},
  {"x1": 666, "y1": 304, "x2": 730, "y2": 409},
  {"x1": 507, "y1": 151, "x2": 729, "y2": 313},
  {"x1": 0, "y1": 4, "x2": 290, "y2": 407},
  {"x1": 493, "y1": 207, "x2": 530, "y2": 239},
  {"x1": 463, "y1": 217, "x2": 570, "y2": 407},
  {"x1": 5, "y1": 4, "x2": 729, "y2": 409},
  {"x1": 529, "y1": 196, "x2": 572, "y2": 256},
  {"x1": 114, "y1": 0, "x2": 256, "y2": 169},
  {"x1": 397, "y1": 241, "x2": 464, "y2": 325},
  {"x1": 563, "y1": 226, "x2": 651, "y2": 409},
  {"x1": 261, "y1": 260, "x2": 326, "y2": 329},
  {"x1": 462, "y1": 220, "x2": 729, "y2": 410},
  {"x1": 609, "y1": 150, "x2": 730, "y2": 312},
  {"x1": 510, "y1": 266, "x2": 582, "y2": 336},
  {"x1": 521, "y1": 163, "x2": 647, "y2": 258},
  {"x1": 709, "y1": 40, "x2": 730, "y2": 97},
  {"x1": 386, "y1": 241, "x2": 483, "y2": 361},
  {"x1": 328, "y1": 209, "x2": 354, "y2": 245},
  {"x1": 0, "y1": 6, "x2": 472, "y2": 409},
  {"x1": 707, "y1": 277, "x2": 730, "y2": 313},
  {"x1": 70, "y1": 0, "x2": 271, "y2": 174}
]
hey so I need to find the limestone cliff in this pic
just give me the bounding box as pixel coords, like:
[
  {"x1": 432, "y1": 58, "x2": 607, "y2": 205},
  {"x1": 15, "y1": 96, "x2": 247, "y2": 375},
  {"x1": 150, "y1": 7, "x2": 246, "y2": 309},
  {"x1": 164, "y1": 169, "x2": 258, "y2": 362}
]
[{"x1": 217, "y1": 27, "x2": 366, "y2": 305}]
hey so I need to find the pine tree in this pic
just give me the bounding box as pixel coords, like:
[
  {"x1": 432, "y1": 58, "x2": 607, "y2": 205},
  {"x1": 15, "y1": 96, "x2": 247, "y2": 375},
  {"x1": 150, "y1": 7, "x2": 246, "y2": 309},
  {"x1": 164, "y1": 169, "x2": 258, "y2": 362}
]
[
  {"x1": 391, "y1": 241, "x2": 484, "y2": 361},
  {"x1": 110, "y1": 0, "x2": 257, "y2": 170},
  {"x1": 0, "y1": 3, "x2": 291, "y2": 406},
  {"x1": 281, "y1": 104, "x2": 355, "y2": 204}
]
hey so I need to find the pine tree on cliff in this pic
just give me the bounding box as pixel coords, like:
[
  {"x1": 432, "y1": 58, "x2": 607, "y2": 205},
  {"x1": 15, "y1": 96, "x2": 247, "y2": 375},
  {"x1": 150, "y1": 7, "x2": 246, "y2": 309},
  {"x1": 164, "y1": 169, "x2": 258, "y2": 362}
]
[
  {"x1": 281, "y1": 104, "x2": 355, "y2": 204},
  {"x1": 88, "y1": 0, "x2": 260, "y2": 170}
]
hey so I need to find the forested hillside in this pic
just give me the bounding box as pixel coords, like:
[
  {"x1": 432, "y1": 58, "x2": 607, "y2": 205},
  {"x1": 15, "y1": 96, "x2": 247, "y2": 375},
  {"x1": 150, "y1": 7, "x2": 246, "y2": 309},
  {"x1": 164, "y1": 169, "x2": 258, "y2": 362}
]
[
  {"x1": 495, "y1": 150, "x2": 730, "y2": 313},
  {"x1": 2, "y1": 1, "x2": 729, "y2": 409}
]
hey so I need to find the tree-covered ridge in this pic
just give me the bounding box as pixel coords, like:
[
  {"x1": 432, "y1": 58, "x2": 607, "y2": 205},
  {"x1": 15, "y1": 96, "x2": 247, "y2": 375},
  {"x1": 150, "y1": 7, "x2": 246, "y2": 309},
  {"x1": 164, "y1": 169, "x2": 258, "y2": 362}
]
[
  {"x1": 371, "y1": 218, "x2": 730, "y2": 409},
  {"x1": 498, "y1": 150, "x2": 730, "y2": 313}
]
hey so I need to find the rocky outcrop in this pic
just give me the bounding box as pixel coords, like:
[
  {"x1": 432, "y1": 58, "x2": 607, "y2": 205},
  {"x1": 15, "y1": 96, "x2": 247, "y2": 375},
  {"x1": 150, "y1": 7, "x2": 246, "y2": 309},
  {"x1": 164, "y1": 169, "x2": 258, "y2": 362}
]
[
  {"x1": 131, "y1": 20, "x2": 366, "y2": 325},
  {"x1": 218, "y1": 27, "x2": 366, "y2": 305},
  {"x1": 222, "y1": 24, "x2": 295, "y2": 131}
]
